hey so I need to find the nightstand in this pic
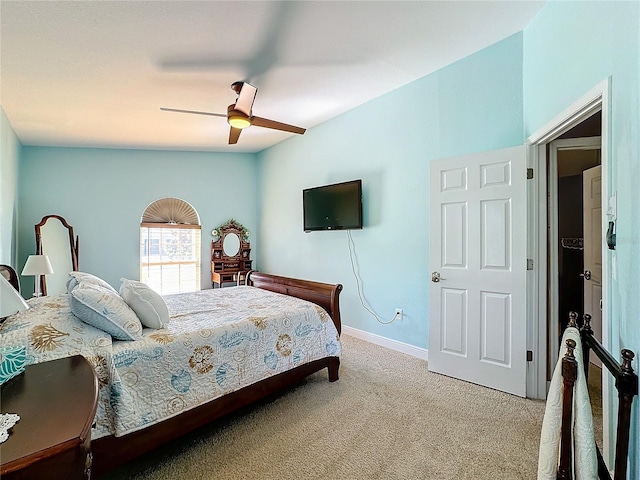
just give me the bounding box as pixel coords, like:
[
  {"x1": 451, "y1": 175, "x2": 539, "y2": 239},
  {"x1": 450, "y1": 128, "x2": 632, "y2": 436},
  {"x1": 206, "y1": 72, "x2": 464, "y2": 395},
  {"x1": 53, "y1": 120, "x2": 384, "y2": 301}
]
[{"x1": 0, "y1": 355, "x2": 98, "y2": 480}]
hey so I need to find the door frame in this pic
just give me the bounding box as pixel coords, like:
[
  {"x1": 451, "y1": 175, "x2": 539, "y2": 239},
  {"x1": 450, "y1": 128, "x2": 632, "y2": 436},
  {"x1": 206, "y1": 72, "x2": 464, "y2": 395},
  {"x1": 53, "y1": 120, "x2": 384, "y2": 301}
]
[
  {"x1": 525, "y1": 78, "x2": 612, "y2": 457},
  {"x1": 548, "y1": 136, "x2": 602, "y2": 369}
]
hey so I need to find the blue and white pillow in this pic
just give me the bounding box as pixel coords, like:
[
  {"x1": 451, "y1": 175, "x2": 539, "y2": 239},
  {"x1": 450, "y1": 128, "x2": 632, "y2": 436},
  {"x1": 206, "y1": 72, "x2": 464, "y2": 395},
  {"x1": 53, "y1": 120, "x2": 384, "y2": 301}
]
[
  {"x1": 69, "y1": 282, "x2": 143, "y2": 340},
  {"x1": 67, "y1": 271, "x2": 118, "y2": 295}
]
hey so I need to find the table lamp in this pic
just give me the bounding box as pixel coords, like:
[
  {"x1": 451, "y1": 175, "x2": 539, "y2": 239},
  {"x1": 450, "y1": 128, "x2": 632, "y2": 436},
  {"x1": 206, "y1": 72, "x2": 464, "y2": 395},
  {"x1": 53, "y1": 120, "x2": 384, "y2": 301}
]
[
  {"x1": 0, "y1": 274, "x2": 29, "y2": 319},
  {"x1": 0, "y1": 274, "x2": 29, "y2": 388},
  {"x1": 21, "y1": 255, "x2": 54, "y2": 297}
]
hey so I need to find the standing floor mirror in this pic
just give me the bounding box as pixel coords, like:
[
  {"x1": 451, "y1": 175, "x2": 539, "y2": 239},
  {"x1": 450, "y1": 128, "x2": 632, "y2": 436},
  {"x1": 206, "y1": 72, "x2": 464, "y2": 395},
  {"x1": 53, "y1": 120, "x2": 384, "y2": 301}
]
[{"x1": 35, "y1": 215, "x2": 79, "y2": 296}]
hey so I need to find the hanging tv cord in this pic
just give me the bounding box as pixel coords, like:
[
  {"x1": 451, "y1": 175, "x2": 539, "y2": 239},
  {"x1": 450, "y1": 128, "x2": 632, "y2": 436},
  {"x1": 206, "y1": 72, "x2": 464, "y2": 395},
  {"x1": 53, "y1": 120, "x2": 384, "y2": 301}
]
[{"x1": 347, "y1": 230, "x2": 401, "y2": 324}]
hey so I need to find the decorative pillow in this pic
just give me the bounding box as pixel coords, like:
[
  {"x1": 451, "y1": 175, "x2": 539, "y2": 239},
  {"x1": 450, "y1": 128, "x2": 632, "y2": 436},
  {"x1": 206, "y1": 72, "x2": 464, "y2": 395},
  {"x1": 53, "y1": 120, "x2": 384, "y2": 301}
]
[
  {"x1": 0, "y1": 346, "x2": 27, "y2": 385},
  {"x1": 69, "y1": 283, "x2": 143, "y2": 340},
  {"x1": 119, "y1": 278, "x2": 169, "y2": 329},
  {"x1": 67, "y1": 271, "x2": 117, "y2": 295}
]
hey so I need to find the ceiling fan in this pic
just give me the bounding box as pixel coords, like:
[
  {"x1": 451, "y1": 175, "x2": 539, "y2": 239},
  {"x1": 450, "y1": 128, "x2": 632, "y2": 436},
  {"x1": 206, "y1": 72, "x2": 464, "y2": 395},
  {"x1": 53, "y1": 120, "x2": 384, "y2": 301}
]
[{"x1": 161, "y1": 81, "x2": 306, "y2": 144}]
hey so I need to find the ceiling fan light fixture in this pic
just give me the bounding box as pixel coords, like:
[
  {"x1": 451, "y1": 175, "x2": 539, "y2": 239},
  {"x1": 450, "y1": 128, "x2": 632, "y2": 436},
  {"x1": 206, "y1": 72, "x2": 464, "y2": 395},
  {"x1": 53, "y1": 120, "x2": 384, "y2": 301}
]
[
  {"x1": 228, "y1": 115, "x2": 251, "y2": 129},
  {"x1": 227, "y1": 104, "x2": 251, "y2": 129}
]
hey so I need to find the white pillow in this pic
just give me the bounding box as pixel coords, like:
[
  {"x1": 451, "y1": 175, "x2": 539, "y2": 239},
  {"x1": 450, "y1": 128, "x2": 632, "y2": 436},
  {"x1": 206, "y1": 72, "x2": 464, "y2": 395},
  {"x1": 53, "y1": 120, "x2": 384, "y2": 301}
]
[
  {"x1": 67, "y1": 271, "x2": 117, "y2": 294},
  {"x1": 69, "y1": 282, "x2": 143, "y2": 340},
  {"x1": 119, "y1": 278, "x2": 169, "y2": 329}
]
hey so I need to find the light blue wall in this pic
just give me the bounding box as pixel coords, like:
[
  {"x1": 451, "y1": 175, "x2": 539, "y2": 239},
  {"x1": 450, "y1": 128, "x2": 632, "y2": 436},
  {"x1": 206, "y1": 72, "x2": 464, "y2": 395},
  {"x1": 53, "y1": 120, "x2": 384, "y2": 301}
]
[
  {"x1": 257, "y1": 34, "x2": 524, "y2": 349},
  {"x1": 524, "y1": 0, "x2": 640, "y2": 474},
  {"x1": 18, "y1": 147, "x2": 258, "y2": 291},
  {"x1": 0, "y1": 107, "x2": 22, "y2": 266}
]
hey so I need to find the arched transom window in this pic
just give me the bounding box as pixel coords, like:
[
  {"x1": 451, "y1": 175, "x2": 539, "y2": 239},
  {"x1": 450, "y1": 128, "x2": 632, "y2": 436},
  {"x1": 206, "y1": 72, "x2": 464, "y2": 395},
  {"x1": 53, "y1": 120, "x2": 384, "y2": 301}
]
[{"x1": 140, "y1": 197, "x2": 201, "y2": 294}]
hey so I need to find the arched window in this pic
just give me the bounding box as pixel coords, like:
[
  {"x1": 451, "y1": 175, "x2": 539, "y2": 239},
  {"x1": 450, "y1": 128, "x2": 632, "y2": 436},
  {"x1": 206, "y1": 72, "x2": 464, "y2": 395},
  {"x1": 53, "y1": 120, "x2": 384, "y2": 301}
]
[{"x1": 140, "y1": 197, "x2": 201, "y2": 294}]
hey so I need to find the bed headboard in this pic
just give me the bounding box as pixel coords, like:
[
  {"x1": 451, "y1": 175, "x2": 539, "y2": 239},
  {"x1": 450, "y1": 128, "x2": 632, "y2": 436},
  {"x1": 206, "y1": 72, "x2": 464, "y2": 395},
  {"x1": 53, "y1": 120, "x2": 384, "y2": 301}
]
[{"x1": 246, "y1": 271, "x2": 343, "y2": 334}]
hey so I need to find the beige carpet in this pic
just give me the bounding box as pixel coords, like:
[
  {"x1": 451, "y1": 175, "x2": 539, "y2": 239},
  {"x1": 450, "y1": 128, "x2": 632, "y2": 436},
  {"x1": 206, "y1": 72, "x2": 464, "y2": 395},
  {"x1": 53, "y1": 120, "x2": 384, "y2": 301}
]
[
  {"x1": 587, "y1": 363, "x2": 604, "y2": 452},
  {"x1": 100, "y1": 335, "x2": 548, "y2": 480}
]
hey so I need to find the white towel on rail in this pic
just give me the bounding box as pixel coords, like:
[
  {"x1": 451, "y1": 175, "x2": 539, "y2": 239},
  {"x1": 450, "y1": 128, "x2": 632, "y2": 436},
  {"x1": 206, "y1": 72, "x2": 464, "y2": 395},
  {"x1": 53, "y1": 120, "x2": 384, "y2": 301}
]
[{"x1": 537, "y1": 326, "x2": 598, "y2": 480}]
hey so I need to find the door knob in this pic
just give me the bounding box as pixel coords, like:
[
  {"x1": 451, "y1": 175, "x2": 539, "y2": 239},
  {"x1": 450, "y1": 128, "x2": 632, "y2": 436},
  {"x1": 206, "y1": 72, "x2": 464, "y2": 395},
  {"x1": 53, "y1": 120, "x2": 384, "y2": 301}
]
[
  {"x1": 431, "y1": 271, "x2": 441, "y2": 283},
  {"x1": 580, "y1": 270, "x2": 592, "y2": 281}
]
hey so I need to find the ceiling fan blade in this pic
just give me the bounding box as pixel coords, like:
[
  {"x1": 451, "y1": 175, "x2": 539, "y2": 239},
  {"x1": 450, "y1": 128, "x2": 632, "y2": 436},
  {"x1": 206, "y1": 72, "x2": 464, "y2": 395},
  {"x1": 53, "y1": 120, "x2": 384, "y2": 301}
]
[
  {"x1": 229, "y1": 127, "x2": 242, "y2": 144},
  {"x1": 160, "y1": 107, "x2": 226, "y2": 118},
  {"x1": 234, "y1": 83, "x2": 258, "y2": 116},
  {"x1": 251, "y1": 116, "x2": 306, "y2": 135}
]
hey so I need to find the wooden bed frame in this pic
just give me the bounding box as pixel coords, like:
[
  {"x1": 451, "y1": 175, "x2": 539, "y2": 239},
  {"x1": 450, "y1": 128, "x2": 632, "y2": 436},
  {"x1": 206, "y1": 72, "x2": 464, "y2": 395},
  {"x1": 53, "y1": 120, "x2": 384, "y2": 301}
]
[
  {"x1": 557, "y1": 312, "x2": 638, "y2": 480},
  {"x1": 91, "y1": 271, "x2": 343, "y2": 477}
]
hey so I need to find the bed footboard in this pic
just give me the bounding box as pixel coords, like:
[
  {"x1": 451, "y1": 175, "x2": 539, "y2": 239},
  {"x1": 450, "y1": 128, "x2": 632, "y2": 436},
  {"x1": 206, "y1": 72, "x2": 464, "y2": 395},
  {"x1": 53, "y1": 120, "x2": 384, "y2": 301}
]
[
  {"x1": 92, "y1": 357, "x2": 338, "y2": 476},
  {"x1": 558, "y1": 338, "x2": 578, "y2": 480},
  {"x1": 580, "y1": 314, "x2": 638, "y2": 480},
  {"x1": 558, "y1": 312, "x2": 638, "y2": 480}
]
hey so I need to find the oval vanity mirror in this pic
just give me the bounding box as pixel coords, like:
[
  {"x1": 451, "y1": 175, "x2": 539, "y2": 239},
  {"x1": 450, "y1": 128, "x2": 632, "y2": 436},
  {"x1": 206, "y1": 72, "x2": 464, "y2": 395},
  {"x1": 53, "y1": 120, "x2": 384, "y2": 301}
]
[
  {"x1": 223, "y1": 233, "x2": 241, "y2": 257},
  {"x1": 35, "y1": 215, "x2": 79, "y2": 296}
]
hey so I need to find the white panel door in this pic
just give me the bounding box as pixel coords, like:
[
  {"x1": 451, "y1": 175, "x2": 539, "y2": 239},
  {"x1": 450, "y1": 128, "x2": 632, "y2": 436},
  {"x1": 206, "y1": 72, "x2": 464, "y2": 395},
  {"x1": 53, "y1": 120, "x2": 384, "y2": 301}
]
[
  {"x1": 583, "y1": 165, "x2": 602, "y2": 349},
  {"x1": 429, "y1": 146, "x2": 527, "y2": 397}
]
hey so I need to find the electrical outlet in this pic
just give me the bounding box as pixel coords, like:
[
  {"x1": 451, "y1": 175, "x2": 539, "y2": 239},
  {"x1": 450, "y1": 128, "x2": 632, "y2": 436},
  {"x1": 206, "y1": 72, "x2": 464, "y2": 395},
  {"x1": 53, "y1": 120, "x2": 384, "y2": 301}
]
[{"x1": 395, "y1": 308, "x2": 403, "y2": 320}]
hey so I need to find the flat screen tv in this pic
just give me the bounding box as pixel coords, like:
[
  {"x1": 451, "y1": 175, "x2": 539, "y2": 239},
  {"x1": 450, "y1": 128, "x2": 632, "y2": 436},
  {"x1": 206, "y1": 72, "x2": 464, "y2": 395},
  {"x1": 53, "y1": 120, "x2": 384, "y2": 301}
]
[{"x1": 303, "y1": 179, "x2": 363, "y2": 232}]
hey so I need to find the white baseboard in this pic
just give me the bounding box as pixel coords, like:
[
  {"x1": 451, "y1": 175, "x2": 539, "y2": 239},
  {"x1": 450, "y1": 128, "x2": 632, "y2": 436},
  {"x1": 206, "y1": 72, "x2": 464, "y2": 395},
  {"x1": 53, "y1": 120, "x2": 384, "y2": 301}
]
[{"x1": 342, "y1": 325, "x2": 429, "y2": 361}]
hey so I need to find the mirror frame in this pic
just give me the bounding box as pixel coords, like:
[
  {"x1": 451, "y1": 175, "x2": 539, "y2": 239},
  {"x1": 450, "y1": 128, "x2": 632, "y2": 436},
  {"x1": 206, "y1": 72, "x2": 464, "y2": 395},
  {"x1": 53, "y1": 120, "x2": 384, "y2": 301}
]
[
  {"x1": 35, "y1": 215, "x2": 79, "y2": 296},
  {"x1": 211, "y1": 219, "x2": 250, "y2": 262}
]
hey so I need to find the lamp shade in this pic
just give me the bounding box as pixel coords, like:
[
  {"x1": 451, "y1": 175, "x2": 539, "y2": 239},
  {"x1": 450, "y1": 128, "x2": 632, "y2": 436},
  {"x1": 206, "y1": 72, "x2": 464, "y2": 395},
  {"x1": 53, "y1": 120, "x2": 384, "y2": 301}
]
[
  {"x1": 21, "y1": 255, "x2": 54, "y2": 276},
  {"x1": 0, "y1": 274, "x2": 29, "y2": 318}
]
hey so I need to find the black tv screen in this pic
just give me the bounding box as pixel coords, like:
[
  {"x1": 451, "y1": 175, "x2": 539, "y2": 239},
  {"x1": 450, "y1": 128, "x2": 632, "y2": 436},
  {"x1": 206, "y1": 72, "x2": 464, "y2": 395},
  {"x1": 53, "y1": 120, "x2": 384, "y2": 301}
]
[{"x1": 303, "y1": 179, "x2": 363, "y2": 232}]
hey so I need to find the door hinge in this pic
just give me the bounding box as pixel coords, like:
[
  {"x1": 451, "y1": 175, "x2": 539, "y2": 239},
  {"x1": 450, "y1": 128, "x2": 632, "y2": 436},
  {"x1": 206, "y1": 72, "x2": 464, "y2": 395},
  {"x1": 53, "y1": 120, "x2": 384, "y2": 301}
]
[
  {"x1": 527, "y1": 168, "x2": 534, "y2": 179},
  {"x1": 527, "y1": 259, "x2": 534, "y2": 270},
  {"x1": 527, "y1": 350, "x2": 533, "y2": 362}
]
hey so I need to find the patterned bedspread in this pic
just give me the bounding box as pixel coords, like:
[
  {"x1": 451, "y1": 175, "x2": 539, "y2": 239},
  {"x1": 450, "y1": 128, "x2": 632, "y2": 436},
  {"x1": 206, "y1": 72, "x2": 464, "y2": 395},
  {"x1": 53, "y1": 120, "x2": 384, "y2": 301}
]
[{"x1": 0, "y1": 286, "x2": 341, "y2": 438}]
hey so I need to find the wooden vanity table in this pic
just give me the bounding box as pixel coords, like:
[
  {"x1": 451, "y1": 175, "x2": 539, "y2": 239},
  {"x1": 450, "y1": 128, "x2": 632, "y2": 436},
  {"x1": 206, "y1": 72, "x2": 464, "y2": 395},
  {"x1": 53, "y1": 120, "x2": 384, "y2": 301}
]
[{"x1": 211, "y1": 220, "x2": 252, "y2": 288}]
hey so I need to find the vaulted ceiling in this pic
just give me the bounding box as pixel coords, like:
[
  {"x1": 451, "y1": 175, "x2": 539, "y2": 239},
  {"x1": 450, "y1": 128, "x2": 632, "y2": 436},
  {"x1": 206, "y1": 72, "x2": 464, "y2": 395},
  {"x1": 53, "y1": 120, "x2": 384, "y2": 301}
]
[{"x1": 0, "y1": 1, "x2": 544, "y2": 152}]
